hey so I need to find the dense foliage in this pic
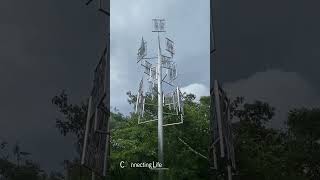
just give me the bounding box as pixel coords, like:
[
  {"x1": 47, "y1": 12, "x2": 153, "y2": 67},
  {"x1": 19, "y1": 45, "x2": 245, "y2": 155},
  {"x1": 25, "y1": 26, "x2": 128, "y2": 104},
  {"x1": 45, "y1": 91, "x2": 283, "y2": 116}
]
[
  {"x1": 109, "y1": 92, "x2": 210, "y2": 179},
  {"x1": 0, "y1": 142, "x2": 64, "y2": 180},
  {"x1": 230, "y1": 98, "x2": 320, "y2": 180},
  {"x1": 50, "y1": 91, "x2": 320, "y2": 179},
  {"x1": 2, "y1": 90, "x2": 319, "y2": 179}
]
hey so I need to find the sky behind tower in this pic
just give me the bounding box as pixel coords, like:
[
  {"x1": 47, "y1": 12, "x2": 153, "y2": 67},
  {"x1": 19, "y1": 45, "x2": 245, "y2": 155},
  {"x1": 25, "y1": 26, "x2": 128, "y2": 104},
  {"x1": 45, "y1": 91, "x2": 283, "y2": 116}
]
[{"x1": 110, "y1": 0, "x2": 210, "y2": 114}]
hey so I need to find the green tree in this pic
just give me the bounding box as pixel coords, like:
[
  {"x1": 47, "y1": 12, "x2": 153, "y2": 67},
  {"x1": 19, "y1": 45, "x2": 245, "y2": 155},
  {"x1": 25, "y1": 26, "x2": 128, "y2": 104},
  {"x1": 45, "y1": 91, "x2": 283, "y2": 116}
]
[
  {"x1": 51, "y1": 91, "x2": 320, "y2": 180},
  {"x1": 51, "y1": 90, "x2": 88, "y2": 156},
  {"x1": 0, "y1": 141, "x2": 46, "y2": 180},
  {"x1": 110, "y1": 92, "x2": 210, "y2": 180},
  {"x1": 230, "y1": 98, "x2": 320, "y2": 180},
  {"x1": 52, "y1": 90, "x2": 210, "y2": 179},
  {"x1": 285, "y1": 108, "x2": 320, "y2": 179}
]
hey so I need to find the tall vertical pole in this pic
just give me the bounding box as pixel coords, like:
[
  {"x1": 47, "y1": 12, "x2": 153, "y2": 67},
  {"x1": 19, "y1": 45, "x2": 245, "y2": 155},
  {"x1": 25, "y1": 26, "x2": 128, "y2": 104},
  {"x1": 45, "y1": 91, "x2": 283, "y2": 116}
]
[
  {"x1": 157, "y1": 32, "x2": 164, "y2": 180},
  {"x1": 104, "y1": 115, "x2": 110, "y2": 177},
  {"x1": 227, "y1": 165, "x2": 232, "y2": 180},
  {"x1": 81, "y1": 96, "x2": 92, "y2": 164},
  {"x1": 92, "y1": 172, "x2": 95, "y2": 180},
  {"x1": 214, "y1": 80, "x2": 225, "y2": 158}
]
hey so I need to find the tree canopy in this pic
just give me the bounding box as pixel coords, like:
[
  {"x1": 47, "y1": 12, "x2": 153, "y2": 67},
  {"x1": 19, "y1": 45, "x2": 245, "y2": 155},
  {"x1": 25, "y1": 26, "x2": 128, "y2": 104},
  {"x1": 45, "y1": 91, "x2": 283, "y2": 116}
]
[{"x1": 14, "y1": 90, "x2": 314, "y2": 180}]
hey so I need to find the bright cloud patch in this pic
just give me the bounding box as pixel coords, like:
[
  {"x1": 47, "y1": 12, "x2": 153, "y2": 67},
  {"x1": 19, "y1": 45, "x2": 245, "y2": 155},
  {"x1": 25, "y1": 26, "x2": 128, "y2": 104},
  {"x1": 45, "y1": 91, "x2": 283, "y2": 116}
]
[{"x1": 181, "y1": 83, "x2": 209, "y2": 101}]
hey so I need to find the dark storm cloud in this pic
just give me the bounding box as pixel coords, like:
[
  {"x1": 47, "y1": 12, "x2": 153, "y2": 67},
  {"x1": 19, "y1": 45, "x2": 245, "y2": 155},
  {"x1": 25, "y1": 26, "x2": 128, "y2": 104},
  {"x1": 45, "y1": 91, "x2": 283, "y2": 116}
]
[
  {"x1": 1, "y1": 0, "x2": 107, "y2": 172},
  {"x1": 214, "y1": 0, "x2": 320, "y2": 91},
  {"x1": 224, "y1": 69, "x2": 320, "y2": 129},
  {"x1": 213, "y1": 0, "x2": 320, "y2": 128}
]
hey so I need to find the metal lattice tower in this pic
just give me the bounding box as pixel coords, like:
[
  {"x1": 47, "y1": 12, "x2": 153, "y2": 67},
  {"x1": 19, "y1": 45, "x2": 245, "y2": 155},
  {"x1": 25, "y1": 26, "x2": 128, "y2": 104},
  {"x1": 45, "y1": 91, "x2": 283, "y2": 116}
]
[
  {"x1": 81, "y1": 1, "x2": 110, "y2": 180},
  {"x1": 135, "y1": 19, "x2": 184, "y2": 179}
]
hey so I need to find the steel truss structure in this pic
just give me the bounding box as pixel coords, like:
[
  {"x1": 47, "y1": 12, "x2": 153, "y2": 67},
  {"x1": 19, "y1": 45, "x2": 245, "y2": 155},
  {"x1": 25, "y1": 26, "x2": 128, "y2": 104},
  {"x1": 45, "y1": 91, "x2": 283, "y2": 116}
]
[
  {"x1": 81, "y1": 0, "x2": 110, "y2": 180},
  {"x1": 210, "y1": 80, "x2": 236, "y2": 180},
  {"x1": 135, "y1": 19, "x2": 183, "y2": 180}
]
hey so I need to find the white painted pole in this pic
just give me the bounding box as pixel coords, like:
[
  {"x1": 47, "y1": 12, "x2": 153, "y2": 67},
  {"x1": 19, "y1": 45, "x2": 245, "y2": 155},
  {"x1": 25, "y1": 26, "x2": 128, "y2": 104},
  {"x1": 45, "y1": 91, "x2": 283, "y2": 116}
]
[
  {"x1": 214, "y1": 80, "x2": 225, "y2": 158},
  {"x1": 227, "y1": 165, "x2": 232, "y2": 180},
  {"x1": 103, "y1": 115, "x2": 110, "y2": 177},
  {"x1": 81, "y1": 96, "x2": 92, "y2": 164},
  {"x1": 157, "y1": 32, "x2": 164, "y2": 180},
  {"x1": 91, "y1": 171, "x2": 95, "y2": 180}
]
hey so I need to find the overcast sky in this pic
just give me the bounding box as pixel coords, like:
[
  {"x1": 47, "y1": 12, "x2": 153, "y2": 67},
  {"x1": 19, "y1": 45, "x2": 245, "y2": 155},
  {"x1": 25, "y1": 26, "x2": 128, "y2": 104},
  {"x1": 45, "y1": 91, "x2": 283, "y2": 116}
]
[
  {"x1": 213, "y1": 0, "x2": 320, "y2": 128},
  {"x1": 110, "y1": 0, "x2": 210, "y2": 115},
  {"x1": 0, "y1": 0, "x2": 107, "y2": 173},
  {"x1": 0, "y1": 0, "x2": 320, "y2": 174}
]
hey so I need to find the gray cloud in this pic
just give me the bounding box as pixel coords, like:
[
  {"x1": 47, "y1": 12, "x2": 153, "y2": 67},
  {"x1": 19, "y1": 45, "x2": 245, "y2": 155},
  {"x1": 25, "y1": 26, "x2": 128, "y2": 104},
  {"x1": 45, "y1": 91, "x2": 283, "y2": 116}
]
[
  {"x1": 224, "y1": 69, "x2": 320, "y2": 129},
  {"x1": 212, "y1": 0, "x2": 320, "y2": 131},
  {"x1": 0, "y1": 0, "x2": 107, "y2": 172},
  {"x1": 213, "y1": 0, "x2": 320, "y2": 93}
]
